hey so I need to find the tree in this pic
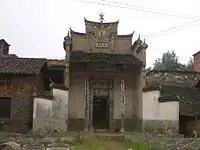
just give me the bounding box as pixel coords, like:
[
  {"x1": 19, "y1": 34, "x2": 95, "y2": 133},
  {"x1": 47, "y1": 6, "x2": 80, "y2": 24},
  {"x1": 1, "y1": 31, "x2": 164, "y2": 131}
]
[
  {"x1": 185, "y1": 57, "x2": 194, "y2": 71},
  {"x1": 153, "y1": 50, "x2": 186, "y2": 71}
]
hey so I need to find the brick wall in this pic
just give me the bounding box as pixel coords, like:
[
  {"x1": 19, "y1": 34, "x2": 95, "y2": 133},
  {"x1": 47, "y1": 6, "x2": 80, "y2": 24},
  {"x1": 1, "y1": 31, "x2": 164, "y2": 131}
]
[
  {"x1": 194, "y1": 52, "x2": 200, "y2": 72},
  {"x1": 0, "y1": 74, "x2": 44, "y2": 132},
  {"x1": 0, "y1": 87, "x2": 12, "y2": 97}
]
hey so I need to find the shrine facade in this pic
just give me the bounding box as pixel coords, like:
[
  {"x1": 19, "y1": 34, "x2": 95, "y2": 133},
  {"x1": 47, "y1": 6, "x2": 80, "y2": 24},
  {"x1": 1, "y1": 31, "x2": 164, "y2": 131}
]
[{"x1": 63, "y1": 14, "x2": 148, "y2": 132}]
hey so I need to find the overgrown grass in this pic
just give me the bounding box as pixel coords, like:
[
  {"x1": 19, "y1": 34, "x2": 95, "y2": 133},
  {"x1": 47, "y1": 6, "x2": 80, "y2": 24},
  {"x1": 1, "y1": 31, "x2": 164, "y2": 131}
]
[{"x1": 55, "y1": 135, "x2": 162, "y2": 150}]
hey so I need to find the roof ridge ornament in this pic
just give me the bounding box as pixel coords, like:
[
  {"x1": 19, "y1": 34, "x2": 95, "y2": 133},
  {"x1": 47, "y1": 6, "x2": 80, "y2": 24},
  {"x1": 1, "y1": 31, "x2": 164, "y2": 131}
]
[
  {"x1": 138, "y1": 34, "x2": 141, "y2": 40},
  {"x1": 99, "y1": 12, "x2": 104, "y2": 23},
  {"x1": 142, "y1": 38, "x2": 148, "y2": 48},
  {"x1": 67, "y1": 31, "x2": 70, "y2": 37}
]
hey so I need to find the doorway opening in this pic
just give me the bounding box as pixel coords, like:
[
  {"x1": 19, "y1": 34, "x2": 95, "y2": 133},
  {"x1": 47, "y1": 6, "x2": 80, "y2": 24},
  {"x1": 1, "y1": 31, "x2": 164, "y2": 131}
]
[
  {"x1": 92, "y1": 95, "x2": 109, "y2": 129},
  {"x1": 0, "y1": 97, "x2": 11, "y2": 118}
]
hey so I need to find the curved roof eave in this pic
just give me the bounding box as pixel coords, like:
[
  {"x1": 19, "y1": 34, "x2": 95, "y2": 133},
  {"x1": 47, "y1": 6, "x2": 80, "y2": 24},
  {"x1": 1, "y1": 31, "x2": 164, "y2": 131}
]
[
  {"x1": 70, "y1": 28, "x2": 85, "y2": 36},
  {"x1": 118, "y1": 32, "x2": 134, "y2": 38},
  {"x1": 84, "y1": 17, "x2": 119, "y2": 25}
]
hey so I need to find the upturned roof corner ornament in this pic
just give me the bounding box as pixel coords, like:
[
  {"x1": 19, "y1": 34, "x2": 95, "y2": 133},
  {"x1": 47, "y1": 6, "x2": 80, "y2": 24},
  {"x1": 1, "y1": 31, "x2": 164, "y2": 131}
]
[
  {"x1": 131, "y1": 34, "x2": 142, "y2": 51},
  {"x1": 99, "y1": 12, "x2": 104, "y2": 23},
  {"x1": 136, "y1": 34, "x2": 142, "y2": 44},
  {"x1": 67, "y1": 30, "x2": 70, "y2": 37},
  {"x1": 141, "y1": 38, "x2": 148, "y2": 49},
  {"x1": 64, "y1": 30, "x2": 71, "y2": 40},
  {"x1": 138, "y1": 34, "x2": 141, "y2": 40}
]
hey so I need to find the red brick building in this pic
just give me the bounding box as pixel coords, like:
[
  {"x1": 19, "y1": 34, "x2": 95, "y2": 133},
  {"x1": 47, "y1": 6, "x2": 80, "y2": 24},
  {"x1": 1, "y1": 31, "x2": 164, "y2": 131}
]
[
  {"x1": 0, "y1": 56, "x2": 51, "y2": 132},
  {"x1": 193, "y1": 51, "x2": 200, "y2": 72}
]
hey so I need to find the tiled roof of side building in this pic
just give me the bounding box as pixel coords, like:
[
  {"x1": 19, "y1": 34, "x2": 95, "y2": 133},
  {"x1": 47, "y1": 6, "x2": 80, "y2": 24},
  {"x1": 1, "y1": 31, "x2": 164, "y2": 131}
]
[
  {"x1": 160, "y1": 85, "x2": 200, "y2": 103},
  {"x1": 160, "y1": 85, "x2": 200, "y2": 116},
  {"x1": 0, "y1": 57, "x2": 47, "y2": 75},
  {"x1": 146, "y1": 70, "x2": 200, "y2": 87},
  {"x1": 158, "y1": 95, "x2": 180, "y2": 103},
  {"x1": 47, "y1": 59, "x2": 66, "y2": 67},
  {"x1": 144, "y1": 70, "x2": 200, "y2": 116},
  {"x1": 144, "y1": 84, "x2": 200, "y2": 116},
  {"x1": 143, "y1": 84, "x2": 161, "y2": 92}
]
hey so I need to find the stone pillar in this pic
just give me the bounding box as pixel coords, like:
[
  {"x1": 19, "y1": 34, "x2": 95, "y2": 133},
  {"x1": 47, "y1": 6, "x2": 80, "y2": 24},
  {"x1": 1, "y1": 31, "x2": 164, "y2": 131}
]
[
  {"x1": 63, "y1": 32, "x2": 72, "y2": 88},
  {"x1": 120, "y1": 79, "x2": 125, "y2": 132},
  {"x1": 135, "y1": 67, "x2": 143, "y2": 131},
  {"x1": 109, "y1": 89, "x2": 114, "y2": 131},
  {"x1": 64, "y1": 32, "x2": 72, "y2": 130},
  {"x1": 84, "y1": 80, "x2": 89, "y2": 131},
  {"x1": 64, "y1": 63, "x2": 69, "y2": 88}
]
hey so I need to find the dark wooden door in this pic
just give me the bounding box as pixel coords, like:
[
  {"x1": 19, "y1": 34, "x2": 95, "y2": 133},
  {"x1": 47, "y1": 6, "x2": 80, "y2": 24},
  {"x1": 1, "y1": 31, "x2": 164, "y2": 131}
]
[{"x1": 92, "y1": 96, "x2": 109, "y2": 129}]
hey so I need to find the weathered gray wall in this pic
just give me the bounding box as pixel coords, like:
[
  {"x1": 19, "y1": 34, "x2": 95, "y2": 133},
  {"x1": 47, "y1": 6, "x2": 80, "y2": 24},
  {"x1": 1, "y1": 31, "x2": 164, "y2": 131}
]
[
  {"x1": 142, "y1": 90, "x2": 179, "y2": 134},
  {"x1": 52, "y1": 88, "x2": 68, "y2": 131},
  {"x1": 32, "y1": 88, "x2": 68, "y2": 133},
  {"x1": 32, "y1": 97, "x2": 52, "y2": 132}
]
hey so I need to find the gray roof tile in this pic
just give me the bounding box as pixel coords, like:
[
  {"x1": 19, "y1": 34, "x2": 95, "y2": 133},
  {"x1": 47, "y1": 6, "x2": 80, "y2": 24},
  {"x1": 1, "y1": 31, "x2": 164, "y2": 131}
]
[{"x1": 0, "y1": 57, "x2": 47, "y2": 75}]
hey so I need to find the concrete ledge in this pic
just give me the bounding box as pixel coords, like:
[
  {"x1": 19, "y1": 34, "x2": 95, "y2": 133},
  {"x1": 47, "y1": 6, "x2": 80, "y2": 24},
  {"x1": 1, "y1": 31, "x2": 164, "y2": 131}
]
[
  {"x1": 143, "y1": 120, "x2": 179, "y2": 134},
  {"x1": 33, "y1": 118, "x2": 67, "y2": 133},
  {"x1": 113, "y1": 118, "x2": 143, "y2": 132}
]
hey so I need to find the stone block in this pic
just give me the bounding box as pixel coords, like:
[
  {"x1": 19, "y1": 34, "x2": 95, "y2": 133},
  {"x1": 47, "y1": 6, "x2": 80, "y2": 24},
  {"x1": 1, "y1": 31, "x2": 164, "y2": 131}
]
[{"x1": 60, "y1": 137, "x2": 74, "y2": 142}]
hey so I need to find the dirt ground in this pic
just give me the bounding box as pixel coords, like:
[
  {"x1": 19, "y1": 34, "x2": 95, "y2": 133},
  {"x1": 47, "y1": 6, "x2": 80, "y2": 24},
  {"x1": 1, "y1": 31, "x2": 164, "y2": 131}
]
[
  {"x1": 0, "y1": 132, "x2": 200, "y2": 150},
  {"x1": 70, "y1": 136, "x2": 153, "y2": 150}
]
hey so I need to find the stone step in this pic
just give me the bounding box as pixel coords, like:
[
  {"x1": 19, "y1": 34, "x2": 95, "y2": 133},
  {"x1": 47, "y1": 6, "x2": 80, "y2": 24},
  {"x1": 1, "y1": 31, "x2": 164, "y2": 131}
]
[
  {"x1": 47, "y1": 143, "x2": 70, "y2": 147},
  {"x1": 46, "y1": 147, "x2": 70, "y2": 150}
]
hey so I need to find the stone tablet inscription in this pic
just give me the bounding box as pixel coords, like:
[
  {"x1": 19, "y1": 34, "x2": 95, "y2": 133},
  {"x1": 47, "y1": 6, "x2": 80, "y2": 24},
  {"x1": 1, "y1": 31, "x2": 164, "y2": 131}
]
[{"x1": 95, "y1": 42, "x2": 108, "y2": 48}]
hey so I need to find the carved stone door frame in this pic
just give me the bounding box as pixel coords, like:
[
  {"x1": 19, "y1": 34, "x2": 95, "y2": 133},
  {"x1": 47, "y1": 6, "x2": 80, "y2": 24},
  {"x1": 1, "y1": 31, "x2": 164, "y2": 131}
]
[{"x1": 88, "y1": 78, "x2": 114, "y2": 131}]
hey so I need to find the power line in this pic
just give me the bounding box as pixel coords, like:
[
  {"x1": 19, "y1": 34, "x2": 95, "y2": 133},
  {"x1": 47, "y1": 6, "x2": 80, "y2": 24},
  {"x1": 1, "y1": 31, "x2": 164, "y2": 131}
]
[
  {"x1": 99, "y1": 0, "x2": 200, "y2": 20},
  {"x1": 101, "y1": 0, "x2": 200, "y2": 38},
  {"x1": 76, "y1": 0, "x2": 200, "y2": 20},
  {"x1": 75, "y1": 0, "x2": 200, "y2": 38},
  {"x1": 144, "y1": 19, "x2": 200, "y2": 38}
]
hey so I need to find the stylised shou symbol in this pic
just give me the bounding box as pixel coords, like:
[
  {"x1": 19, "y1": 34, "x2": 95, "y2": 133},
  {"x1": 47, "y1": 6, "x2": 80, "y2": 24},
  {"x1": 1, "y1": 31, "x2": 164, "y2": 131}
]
[{"x1": 99, "y1": 12, "x2": 104, "y2": 23}]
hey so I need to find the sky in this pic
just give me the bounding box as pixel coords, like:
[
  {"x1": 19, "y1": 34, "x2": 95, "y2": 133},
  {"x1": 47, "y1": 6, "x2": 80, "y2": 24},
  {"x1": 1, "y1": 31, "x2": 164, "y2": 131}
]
[{"x1": 1, "y1": 0, "x2": 200, "y2": 68}]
